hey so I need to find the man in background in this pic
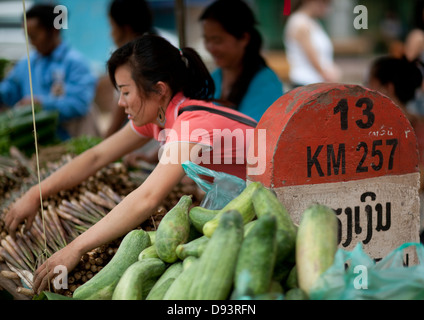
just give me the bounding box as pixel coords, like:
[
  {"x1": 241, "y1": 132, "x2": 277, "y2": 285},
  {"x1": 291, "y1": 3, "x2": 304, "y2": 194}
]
[{"x1": 0, "y1": 3, "x2": 98, "y2": 140}]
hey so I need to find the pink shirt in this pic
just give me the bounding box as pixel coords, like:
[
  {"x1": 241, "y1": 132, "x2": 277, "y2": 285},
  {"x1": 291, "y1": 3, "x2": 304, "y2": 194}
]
[{"x1": 131, "y1": 92, "x2": 256, "y2": 179}]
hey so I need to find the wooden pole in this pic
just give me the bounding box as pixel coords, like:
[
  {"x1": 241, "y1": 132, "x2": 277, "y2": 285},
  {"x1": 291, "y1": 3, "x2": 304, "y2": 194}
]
[{"x1": 175, "y1": 0, "x2": 186, "y2": 48}]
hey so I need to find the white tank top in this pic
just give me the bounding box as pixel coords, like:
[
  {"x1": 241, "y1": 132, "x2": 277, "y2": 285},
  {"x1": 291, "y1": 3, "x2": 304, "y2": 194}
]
[{"x1": 284, "y1": 12, "x2": 334, "y2": 85}]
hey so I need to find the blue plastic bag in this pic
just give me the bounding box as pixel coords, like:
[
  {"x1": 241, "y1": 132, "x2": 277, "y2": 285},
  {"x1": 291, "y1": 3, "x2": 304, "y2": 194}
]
[
  {"x1": 309, "y1": 242, "x2": 424, "y2": 300},
  {"x1": 182, "y1": 161, "x2": 246, "y2": 210}
]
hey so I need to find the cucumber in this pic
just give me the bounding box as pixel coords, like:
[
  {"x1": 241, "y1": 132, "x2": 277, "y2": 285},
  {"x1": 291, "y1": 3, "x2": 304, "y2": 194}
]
[
  {"x1": 141, "y1": 279, "x2": 160, "y2": 300},
  {"x1": 73, "y1": 229, "x2": 151, "y2": 300},
  {"x1": 10, "y1": 110, "x2": 58, "y2": 136},
  {"x1": 234, "y1": 214, "x2": 278, "y2": 296},
  {"x1": 296, "y1": 204, "x2": 338, "y2": 297},
  {"x1": 147, "y1": 231, "x2": 156, "y2": 245},
  {"x1": 0, "y1": 109, "x2": 59, "y2": 154},
  {"x1": 285, "y1": 288, "x2": 308, "y2": 300},
  {"x1": 11, "y1": 123, "x2": 57, "y2": 150},
  {"x1": 146, "y1": 278, "x2": 174, "y2": 300},
  {"x1": 138, "y1": 245, "x2": 159, "y2": 260},
  {"x1": 243, "y1": 220, "x2": 257, "y2": 237},
  {"x1": 189, "y1": 206, "x2": 219, "y2": 233},
  {"x1": 163, "y1": 258, "x2": 200, "y2": 300},
  {"x1": 251, "y1": 185, "x2": 297, "y2": 280},
  {"x1": 182, "y1": 256, "x2": 198, "y2": 270},
  {"x1": 155, "y1": 195, "x2": 192, "y2": 263},
  {"x1": 175, "y1": 235, "x2": 209, "y2": 260},
  {"x1": 202, "y1": 182, "x2": 261, "y2": 238},
  {"x1": 189, "y1": 210, "x2": 244, "y2": 300},
  {"x1": 146, "y1": 262, "x2": 183, "y2": 300},
  {"x1": 112, "y1": 258, "x2": 166, "y2": 300},
  {"x1": 285, "y1": 265, "x2": 298, "y2": 290}
]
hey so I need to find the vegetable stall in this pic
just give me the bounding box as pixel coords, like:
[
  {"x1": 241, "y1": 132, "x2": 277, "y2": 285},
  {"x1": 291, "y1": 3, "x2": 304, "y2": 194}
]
[
  {"x1": 0, "y1": 134, "x2": 203, "y2": 300},
  {"x1": 1, "y1": 82, "x2": 424, "y2": 301}
]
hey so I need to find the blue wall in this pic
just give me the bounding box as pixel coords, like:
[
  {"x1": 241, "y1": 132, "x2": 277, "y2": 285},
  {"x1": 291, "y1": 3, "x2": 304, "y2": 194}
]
[{"x1": 32, "y1": 0, "x2": 211, "y2": 75}]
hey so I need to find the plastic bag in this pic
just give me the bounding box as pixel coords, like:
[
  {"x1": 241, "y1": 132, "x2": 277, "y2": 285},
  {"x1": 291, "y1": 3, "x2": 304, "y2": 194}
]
[
  {"x1": 182, "y1": 161, "x2": 246, "y2": 210},
  {"x1": 309, "y1": 242, "x2": 424, "y2": 300}
]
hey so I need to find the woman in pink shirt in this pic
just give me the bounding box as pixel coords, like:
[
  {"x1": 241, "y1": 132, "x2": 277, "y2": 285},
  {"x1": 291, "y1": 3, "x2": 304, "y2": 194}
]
[{"x1": 5, "y1": 35, "x2": 258, "y2": 294}]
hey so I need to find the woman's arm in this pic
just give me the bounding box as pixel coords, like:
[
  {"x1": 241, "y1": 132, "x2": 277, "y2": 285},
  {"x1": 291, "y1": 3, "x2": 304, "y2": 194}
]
[
  {"x1": 404, "y1": 29, "x2": 424, "y2": 62},
  {"x1": 68, "y1": 141, "x2": 202, "y2": 253},
  {"x1": 293, "y1": 22, "x2": 339, "y2": 82},
  {"x1": 5, "y1": 123, "x2": 149, "y2": 237},
  {"x1": 32, "y1": 142, "x2": 202, "y2": 293},
  {"x1": 70, "y1": 153, "x2": 186, "y2": 255},
  {"x1": 294, "y1": 23, "x2": 327, "y2": 78}
]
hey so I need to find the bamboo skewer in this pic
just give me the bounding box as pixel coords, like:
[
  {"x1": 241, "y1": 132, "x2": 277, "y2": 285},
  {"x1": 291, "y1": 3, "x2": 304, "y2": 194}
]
[
  {"x1": 60, "y1": 219, "x2": 80, "y2": 240},
  {"x1": 78, "y1": 195, "x2": 107, "y2": 218},
  {"x1": 58, "y1": 202, "x2": 98, "y2": 225},
  {"x1": 1, "y1": 239, "x2": 26, "y2": 270},
  {"x1": 55, "y1": 207, "x2": 90, "y2": 228},
  {"x1": 17, "y1": 287, "x2": 34, "y2": 296},
  {"x1": 28, "y1": 228, "x2": 51, "y2": 257},
  {"x1": 46, "y1": 206, "x2": 67, "y2": 247},
  {"x1": 0, "y1": 247, "x2": 22, "y2": 270},
  {"x1": 98, "y1": 189, "x2": 119, "y2": 206},
  {"x1": 101, "y1": 185, "x2": 123, "y2": 203},
  {"x1": 34, "y1": 215, "x2": 57, "y2": 250},
  {"x1": 21, "y1": 232, "x2": 42, "y2": 259},
  {"x1": 40, "y1": 209, "x2": 62, "y2": 244},
  {"x1": 33, "y1": 216, "x2": 59, "y2": 253},
  {"x1": 5, "y1": 235, "x2": 33, "y2": 271},
  {"x1": 15, "y1": 236, "x2": 35, "y2": 267},
  {"x1": 85, "y1": 191, "x2": 116, "y2": 210},
  {"x1": 20, "y1": 233, "x2": 41, "y2": 265},
  {"x1": 1, "y1": 270, "x2": 20, "y2": 280}
]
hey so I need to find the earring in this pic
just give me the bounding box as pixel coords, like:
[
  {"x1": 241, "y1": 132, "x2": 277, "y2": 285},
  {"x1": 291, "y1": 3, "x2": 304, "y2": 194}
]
[{"x1": 157, "y1": 106, "x2": 166, "y2": 126}]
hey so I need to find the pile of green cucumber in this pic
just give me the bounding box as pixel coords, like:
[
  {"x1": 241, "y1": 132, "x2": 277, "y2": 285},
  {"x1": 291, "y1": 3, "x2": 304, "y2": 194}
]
[
  {"x1": 69, "y1": 181, "x2": 338, "y2": 301},
  {"x1": 0, "y1": 105, "x2": 59, "y2": 155}
]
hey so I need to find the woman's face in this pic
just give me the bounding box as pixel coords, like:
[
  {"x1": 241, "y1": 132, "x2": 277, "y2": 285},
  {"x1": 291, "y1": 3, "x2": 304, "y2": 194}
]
[
  {"x1": 109, "y1": 17, "x2": 126, "y2": 48},
  {"x1": 314, "y1": 0, "x2": 332, "y2": 18},
  {"x1": 115, "y1": 65, "x2": 158, "y2": 127},
  {"x1": 304, "y1": 0, "x2": 332, "y2": 18},
  {"x1": 202, "y1": 19, "x2": 249, "y2": 70}
]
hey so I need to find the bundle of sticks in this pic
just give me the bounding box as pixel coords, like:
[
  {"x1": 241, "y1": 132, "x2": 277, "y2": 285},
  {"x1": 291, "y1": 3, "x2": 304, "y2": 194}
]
[
  {"x1": 0, "y1": 152, "x2": 203, "y2": 298},
  {"x1": 0, "y1": 158, "x2": 139, "y2": 295},
  {"x1": 0, "y1": 154, "x2": 33, "y2": 201}
]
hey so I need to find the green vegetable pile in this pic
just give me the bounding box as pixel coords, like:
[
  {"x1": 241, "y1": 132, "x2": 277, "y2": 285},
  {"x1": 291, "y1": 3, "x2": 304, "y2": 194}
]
[
  {"x1": 42, "y1": 182, "x2": 339, "y2": 301},
  {"x1": 0, "y1": 105, "x2": 59, "y2": 156}
]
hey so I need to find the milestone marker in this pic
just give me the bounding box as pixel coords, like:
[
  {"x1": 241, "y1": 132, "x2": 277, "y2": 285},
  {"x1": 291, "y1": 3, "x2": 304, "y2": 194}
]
[{"x1": 247, "y1": 83, "x2": 421, "y2": 262}]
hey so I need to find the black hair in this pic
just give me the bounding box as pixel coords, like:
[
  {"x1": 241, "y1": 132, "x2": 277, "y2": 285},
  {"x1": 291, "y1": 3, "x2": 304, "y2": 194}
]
[
  {"x1": 108, "y1": 34, "x2": 215, "y2": 100},
  {"x1": 109, "y1": 0, "x2": 154, "y2": 36},
  {"x1": 370, "y1": 56, "x2": 423, "y2": 104},
  {"x1": 413, "y1": 0, "x2": 424, "y2": 30},
  {"x1": 199, "y1": 0, "x2": 266, "y2": 108},
  {"x1": 25, "y1": 3, "x2": 58, "y2": 31}
]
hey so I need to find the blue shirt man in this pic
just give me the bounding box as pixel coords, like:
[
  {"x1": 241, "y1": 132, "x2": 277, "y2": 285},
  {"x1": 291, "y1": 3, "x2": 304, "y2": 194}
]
[{"x1": 0, "y1": 4, "x2": 97, "y2": 140}]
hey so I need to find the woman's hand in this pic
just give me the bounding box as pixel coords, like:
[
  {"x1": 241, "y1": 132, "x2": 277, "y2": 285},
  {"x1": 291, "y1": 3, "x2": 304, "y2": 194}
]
[
  {"x1": 17, "y1": 96, "x2": 42, "y2": 106},
  {"x1": 4, "y1": 188, "x2": 40, "y2": 239},
  {"x1": 32, "y1": 244, "x2": 82, "y2": 295}
]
